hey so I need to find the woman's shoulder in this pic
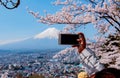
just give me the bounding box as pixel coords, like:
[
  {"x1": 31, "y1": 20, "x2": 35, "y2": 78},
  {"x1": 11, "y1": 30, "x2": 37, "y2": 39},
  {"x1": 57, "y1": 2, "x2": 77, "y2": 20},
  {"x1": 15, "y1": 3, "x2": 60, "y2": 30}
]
[
  {"x1": 81, "y1": 48, "x2": 95, "y2": 56},
  {"x1": 83, "y1": 47, "x2": 93, "y2": 52}
]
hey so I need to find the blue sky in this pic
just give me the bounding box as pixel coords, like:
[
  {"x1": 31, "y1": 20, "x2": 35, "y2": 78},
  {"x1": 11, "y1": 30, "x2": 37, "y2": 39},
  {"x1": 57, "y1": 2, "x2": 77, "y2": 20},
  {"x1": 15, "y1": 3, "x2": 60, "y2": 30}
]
[
  {"x1": 0, "y1": 0, "x2": 56, "y2": 40},
  {"x1": 0, "y1": 0, "x2": 97, "y2": 46}
]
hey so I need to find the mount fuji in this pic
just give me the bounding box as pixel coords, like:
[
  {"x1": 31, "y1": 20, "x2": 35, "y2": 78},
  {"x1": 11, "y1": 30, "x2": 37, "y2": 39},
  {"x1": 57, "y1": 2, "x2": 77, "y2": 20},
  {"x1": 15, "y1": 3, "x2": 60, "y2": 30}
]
[{"x1": 0, "y1": 28, "x2": 68, "y2": 50}]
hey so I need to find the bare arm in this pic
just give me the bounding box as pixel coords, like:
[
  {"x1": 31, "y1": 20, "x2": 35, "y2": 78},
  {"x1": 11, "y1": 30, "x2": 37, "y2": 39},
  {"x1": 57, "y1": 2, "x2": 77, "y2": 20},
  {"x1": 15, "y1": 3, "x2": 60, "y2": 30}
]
[{"x1": 73, "y1": 32, "x2": 86, "y2": 53}]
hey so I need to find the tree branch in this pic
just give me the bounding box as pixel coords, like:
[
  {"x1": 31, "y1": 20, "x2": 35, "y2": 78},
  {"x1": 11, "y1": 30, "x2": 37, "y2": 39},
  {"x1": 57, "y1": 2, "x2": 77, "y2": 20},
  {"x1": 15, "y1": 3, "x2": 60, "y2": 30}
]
[
  {"x1": 0, "y1": 0, "x2": 20, "y2": 9},
  {"x1": 103, "y1": 15, "x2": 120, "y2": 27},
  {"x1": 103, "y1": 16, "x2": 120, "y2": 33}
]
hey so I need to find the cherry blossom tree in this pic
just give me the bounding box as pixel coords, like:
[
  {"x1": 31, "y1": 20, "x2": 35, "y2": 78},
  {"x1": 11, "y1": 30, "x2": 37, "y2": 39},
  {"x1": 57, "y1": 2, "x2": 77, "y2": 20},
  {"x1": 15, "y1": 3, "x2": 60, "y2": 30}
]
[
  {"x1": 29, "y1": 0, "x2": 120, "y2": 68},
  {"x1": 29, "y1": 0, "x2": 119, "y2": 33},
  {"x1": 88, "y1": 31, "x2": 120, "y2": 69}
]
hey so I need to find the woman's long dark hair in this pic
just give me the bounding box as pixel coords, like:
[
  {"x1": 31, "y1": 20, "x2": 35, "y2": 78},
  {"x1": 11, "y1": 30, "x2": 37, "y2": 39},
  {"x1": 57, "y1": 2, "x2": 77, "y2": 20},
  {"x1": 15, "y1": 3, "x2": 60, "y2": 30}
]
[{"x1": 94, "y1": 68, "x2": 120, "y2": 78}]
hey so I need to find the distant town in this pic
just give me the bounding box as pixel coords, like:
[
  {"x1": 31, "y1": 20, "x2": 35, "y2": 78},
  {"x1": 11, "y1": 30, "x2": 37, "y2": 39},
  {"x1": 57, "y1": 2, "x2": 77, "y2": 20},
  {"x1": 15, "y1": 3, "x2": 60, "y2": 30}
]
[{"x1": 0, "y1": 49, "x2": 82, "y2": 78}]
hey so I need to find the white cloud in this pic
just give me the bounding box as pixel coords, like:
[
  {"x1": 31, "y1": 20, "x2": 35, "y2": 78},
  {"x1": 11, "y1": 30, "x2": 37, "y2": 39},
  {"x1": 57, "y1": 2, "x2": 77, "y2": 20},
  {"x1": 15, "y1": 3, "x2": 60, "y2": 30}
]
[
  {"x1": 0, "y1": 37, "x2": 29, "y2": 45},
  {"x1": 34, "y1": 27, "x2": 60, "y2": 39}
]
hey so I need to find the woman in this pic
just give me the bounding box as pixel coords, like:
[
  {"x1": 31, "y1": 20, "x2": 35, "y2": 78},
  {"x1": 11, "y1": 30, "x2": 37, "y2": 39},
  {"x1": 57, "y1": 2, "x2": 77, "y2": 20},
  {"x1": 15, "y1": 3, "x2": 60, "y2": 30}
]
[{"x1": 73, "y1": 32, "x2": 104, "y2": 76}]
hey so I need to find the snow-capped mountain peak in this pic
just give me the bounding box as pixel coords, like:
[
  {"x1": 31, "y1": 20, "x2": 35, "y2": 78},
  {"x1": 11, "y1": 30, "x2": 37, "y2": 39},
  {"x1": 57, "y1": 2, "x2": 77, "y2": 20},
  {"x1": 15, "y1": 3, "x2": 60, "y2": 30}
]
[{"x1": 34, "y1": 27, "x2": 60, "y2": 39}]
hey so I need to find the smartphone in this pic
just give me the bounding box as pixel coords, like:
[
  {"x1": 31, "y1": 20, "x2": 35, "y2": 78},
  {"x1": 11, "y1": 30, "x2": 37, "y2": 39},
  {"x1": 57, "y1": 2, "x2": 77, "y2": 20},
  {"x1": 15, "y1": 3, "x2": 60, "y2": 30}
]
[{"x1": 58, "y1": 34, "x2": 80, "y2": 45}]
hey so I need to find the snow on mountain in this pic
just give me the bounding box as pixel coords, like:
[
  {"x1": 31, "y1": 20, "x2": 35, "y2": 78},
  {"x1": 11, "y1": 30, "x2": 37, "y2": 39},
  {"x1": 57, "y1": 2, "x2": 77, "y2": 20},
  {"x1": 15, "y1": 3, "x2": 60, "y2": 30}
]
[
  {"x1": 0, "y1": 27, "x2": 64, "y2": 50},
  {"x1": 34, "y1": 27, "x2": 60, "y2": 39},
  {"x1": 53, "y1": 47, "x2": 80, "y2": 64}
]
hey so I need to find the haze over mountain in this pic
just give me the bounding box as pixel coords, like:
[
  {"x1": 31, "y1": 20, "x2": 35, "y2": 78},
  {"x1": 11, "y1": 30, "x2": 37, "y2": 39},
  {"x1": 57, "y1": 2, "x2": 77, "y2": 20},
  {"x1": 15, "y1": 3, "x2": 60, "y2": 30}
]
[{"x1": 0, "y1": 28, "x2": 68, "y2": 50}]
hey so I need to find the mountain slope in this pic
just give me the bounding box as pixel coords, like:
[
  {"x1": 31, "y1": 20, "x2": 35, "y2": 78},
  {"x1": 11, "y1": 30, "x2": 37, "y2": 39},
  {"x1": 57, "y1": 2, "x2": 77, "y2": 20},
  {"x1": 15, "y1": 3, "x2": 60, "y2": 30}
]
[{"x1": 0, "y1": 38, "x2": 66, "y2": 50}]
